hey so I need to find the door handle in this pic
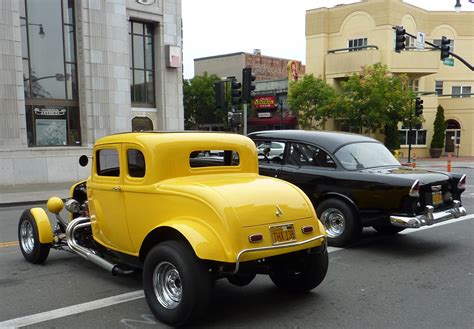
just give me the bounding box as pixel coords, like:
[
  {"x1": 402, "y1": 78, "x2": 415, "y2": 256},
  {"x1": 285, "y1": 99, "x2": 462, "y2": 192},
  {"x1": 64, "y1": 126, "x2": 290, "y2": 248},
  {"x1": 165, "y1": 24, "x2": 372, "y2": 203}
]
[{"x1": 112, "y1": 186, "x2": 121, "y2": 191}]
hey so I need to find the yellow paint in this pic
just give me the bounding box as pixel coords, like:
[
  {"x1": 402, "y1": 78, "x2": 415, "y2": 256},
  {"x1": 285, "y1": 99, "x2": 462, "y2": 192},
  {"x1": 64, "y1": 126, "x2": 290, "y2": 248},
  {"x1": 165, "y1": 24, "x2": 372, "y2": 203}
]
[
  {"x1": 30, "y1": 208, "x2": 53, "y2": 244},
  {"x1": 46, "y1": 197, "x2": 64, "y2": 214},
  {"x1": 0, "y1": 241, "x2": 19, "y2": 248},
  {"x1": 82, "y1": 132, "x2": 325, "y2": 262}
]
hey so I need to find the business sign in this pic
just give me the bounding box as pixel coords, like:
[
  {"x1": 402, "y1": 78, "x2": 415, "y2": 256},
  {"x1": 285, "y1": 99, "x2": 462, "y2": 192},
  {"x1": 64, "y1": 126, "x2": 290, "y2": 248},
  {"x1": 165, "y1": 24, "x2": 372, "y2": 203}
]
[
  {"x1": 253, "y1": 95, "x2": 275, "y2": 109},
  {"x1": 34, "y1": 107, "x2": 66, "y2": 116},
  {"x1": 443, "y1": 58, "x2": 454, "y2": 66},
  {"x1": 257, "y1": 112, "x2": 271, "y2": 118}
]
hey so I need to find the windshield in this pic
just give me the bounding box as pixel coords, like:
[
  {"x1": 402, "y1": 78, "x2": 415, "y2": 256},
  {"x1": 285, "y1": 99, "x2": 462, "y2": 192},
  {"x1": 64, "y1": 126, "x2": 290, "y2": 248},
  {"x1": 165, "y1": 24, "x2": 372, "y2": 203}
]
[{"x1": 335, "y1": 142, "x2": 400, "y2": 170}]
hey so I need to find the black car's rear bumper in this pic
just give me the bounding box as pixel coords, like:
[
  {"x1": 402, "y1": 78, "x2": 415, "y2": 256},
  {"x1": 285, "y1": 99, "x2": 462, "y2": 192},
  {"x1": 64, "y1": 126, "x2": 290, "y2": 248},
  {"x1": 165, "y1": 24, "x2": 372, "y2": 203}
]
[{"x1": 390, "y1": 200, "x2": 467, "y2": 228}]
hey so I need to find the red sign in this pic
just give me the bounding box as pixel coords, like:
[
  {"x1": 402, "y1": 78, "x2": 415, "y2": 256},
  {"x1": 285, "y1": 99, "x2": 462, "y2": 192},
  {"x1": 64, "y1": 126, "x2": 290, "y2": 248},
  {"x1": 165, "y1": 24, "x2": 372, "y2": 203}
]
[{"x1": 253, "y1": 95, "x2": 275, "y2": 109}]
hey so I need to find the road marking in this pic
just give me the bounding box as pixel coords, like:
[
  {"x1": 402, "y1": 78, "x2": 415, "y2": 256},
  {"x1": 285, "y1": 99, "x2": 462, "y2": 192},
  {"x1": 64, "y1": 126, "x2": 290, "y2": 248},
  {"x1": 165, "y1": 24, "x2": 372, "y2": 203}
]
[
  {"x1": 0, "y1": 214, "x2": 472, "y2": 328},
  {"x1": 0, "y1": 291, "x2": 145, "y2": 328},
  {"x1": 0, "y1": 241, "x2": 18, "y2": 248}
]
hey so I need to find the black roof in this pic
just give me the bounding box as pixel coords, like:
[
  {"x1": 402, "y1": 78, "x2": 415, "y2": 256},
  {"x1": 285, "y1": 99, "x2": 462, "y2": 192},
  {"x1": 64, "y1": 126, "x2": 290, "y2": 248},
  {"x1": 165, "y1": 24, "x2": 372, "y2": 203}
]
[{"x1": 247, "y1": 130, "x2": 380, "y2": 153}]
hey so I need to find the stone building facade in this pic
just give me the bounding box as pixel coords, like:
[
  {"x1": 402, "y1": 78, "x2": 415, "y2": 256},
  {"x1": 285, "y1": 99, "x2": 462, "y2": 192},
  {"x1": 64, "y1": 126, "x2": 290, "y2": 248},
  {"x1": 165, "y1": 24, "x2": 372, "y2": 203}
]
[{"x1": 0, "y1": 0, "x2": 183, "y2": 185}]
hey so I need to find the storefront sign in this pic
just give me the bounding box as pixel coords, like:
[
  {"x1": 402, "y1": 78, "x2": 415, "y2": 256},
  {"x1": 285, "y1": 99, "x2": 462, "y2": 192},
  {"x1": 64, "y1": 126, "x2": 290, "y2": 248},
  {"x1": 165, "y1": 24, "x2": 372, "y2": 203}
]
[
  {"x1": 34, "y1": 108, "x2": 66, "y2": 116},
  {"x1": 253, "y1": 95, "x2": 275, "y2": 109},
  {"x1": 257, "y1": 112, "x2": 271, "y2": 118}
]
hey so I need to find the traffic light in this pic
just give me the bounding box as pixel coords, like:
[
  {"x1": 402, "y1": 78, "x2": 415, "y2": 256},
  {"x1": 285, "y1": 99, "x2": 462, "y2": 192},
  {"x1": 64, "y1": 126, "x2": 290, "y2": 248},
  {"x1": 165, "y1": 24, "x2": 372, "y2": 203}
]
[
  {"x1": 440, "y1": 36, "x2": 451, "y2": 61},
  {"x1": 230, "y1": 79, "x2": 241, "y2": 105},
  {"x1": 242, "y1": 67, "x2": 256, "y2": 103},
  {"x1": 415, "y1": 97, "x2": 423, "y2": 117},
  {"x1": 394, "y1": 26, "x2": 406, "y2": 53},
  {"x1": 213, "y1": 81, "x2": 225, "y2": 109}
]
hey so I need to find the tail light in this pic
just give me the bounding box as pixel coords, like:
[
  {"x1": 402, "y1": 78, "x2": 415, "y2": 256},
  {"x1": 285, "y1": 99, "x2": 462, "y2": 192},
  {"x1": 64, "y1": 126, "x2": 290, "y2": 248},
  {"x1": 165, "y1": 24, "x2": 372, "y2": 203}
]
[
  {"x1": 301, "y1": 225, "x2": 314, "y2": 234},
  {"x1": 409, "y1": 180, "x2": 420, "y2": 197},
  {"x1": 248, "y1": 233, "x2": 263, "y2": 243},
  {"x1": 457, "y1": 174, "x2": 466, "y2": 190}
]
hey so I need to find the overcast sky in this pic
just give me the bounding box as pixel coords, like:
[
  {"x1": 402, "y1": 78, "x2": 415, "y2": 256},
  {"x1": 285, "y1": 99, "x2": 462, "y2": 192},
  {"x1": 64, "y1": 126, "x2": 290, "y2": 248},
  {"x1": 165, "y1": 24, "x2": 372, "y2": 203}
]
[{"x1": 181, "y1": 0, "x2": 474, "y2": 78}]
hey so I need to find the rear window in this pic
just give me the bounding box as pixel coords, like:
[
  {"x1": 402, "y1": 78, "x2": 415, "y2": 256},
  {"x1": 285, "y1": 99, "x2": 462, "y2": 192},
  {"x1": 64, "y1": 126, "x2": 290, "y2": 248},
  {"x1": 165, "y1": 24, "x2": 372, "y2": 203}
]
[{"x1": 189, "y1": 150, "x2": 240, "y2": 168}]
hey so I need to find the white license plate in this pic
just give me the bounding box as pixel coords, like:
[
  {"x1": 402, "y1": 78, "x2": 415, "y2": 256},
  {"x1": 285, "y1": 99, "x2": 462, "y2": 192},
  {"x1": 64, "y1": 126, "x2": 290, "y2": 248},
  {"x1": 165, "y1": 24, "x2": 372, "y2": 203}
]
[{"x1": 270, "y1": 224, "x2": 296, "y2": 245}]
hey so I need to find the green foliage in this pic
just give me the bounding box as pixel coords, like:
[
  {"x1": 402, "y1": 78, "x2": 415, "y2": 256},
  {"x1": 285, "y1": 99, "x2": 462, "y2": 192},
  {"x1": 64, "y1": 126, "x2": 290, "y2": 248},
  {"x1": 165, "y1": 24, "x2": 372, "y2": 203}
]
[
  {"x1": 183, "y1": 73, "x2": 224, "y2": 130},
  {"x1": 430, "y1": 105, "x2": 445, "y2": 148},
  {"x1": 336, "y1": 63, "x2": 415, "y2": 147},
  {"x1": 288, "y1": 74, "x2": 337, "y2": 129}
]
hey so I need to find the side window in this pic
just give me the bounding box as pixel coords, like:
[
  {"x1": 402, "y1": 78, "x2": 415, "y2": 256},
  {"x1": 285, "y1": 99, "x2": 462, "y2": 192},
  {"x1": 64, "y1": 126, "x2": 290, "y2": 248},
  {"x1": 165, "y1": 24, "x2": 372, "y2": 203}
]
[
  {"x1": 288, "y1": 143, "x2": 336, "y2": 169},
  {"x1": 127, "y1": 149, "x2": 146, "y2": 177},
  {"x1": 97, "y1": 149, "x2": 120, "y2": 177},
  {"x1": 255, "y1": 140, "x2": 286, "y2": 164}
]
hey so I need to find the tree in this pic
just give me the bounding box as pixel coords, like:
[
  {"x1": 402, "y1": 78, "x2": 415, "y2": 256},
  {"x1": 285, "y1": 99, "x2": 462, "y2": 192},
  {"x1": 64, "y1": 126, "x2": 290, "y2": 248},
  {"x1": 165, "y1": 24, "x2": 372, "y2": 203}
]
[
  {"x1": 288, "y1": 74, "x2": 337, "y2": 129},
  {"x1": 183, "y1": 73, "x2": 223, "y2": 130},
  {"x1": 336, "y1": 63, "x2": 415, "y2": 147},
  {"x1": 431, "y1": 105, "x2": 445, "y2": 149}
]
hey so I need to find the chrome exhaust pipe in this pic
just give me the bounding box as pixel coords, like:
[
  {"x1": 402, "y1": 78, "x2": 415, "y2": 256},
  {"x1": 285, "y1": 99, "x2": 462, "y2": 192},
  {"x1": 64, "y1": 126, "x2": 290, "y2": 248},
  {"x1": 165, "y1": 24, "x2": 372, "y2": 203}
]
[{"x1": 65, "y1": 217, "x2": 132, "y2": 275}]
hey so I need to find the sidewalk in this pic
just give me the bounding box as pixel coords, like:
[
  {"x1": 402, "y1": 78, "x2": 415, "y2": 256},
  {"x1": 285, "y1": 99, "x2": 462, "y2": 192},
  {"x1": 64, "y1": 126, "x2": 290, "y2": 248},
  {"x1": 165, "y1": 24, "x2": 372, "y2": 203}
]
[{"x1": 1, "y1": 156, "x2": 473, "y2": 207}]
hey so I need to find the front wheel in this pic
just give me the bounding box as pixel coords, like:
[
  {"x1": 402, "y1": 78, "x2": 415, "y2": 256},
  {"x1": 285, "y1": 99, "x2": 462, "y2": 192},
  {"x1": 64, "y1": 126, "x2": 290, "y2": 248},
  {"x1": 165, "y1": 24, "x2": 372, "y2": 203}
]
[
  {"x1": 316, "y1": 199, "x2": 361, "y2": 247},
  {"x1": 270, "y1": 248, "x2": 328, "y2": 292},
  {"x1": 143, "y1": 241, "x2": 213, "y2": 327},
  {"x1": 18, "y1": 209, "x2": 50, "y2": 264}
]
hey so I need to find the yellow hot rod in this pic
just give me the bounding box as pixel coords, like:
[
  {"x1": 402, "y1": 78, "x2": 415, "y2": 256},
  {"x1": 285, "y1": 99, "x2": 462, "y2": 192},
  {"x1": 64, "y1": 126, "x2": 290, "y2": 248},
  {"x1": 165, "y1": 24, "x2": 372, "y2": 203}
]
[{"x1": 18, "y1": 132, "x2": 328, "y2": 326}]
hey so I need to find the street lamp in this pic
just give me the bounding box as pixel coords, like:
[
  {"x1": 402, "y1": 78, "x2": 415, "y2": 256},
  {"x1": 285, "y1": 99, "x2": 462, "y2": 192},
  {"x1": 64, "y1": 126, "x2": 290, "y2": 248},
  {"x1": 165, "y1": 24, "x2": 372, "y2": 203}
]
[
  {"x1": 454, "y1": 0, "x2": 461, "y2": 12},
  {"x1": 21, "y1": 22, "x2": 45, "y2": 38}
]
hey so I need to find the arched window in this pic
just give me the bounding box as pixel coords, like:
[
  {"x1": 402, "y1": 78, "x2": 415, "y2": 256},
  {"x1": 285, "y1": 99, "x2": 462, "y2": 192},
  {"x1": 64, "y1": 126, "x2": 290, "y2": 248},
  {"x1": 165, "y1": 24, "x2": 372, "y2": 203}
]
[
  {"x1": 132, "y1": 117, "x2": 153, "y2": 131},
  {"x1": 445, "y1": 119, "x2": 460, "y2": 129}
]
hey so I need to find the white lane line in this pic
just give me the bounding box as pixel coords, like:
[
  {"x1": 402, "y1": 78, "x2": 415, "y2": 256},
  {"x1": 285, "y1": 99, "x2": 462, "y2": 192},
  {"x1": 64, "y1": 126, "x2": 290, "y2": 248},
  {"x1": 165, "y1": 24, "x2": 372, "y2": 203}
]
[
  {"x1": 1, "y1": 214, "x2": 472, "y2": 328},
  {"x1": 0, "y1": 290, "x2": 144, "y2": 329}
]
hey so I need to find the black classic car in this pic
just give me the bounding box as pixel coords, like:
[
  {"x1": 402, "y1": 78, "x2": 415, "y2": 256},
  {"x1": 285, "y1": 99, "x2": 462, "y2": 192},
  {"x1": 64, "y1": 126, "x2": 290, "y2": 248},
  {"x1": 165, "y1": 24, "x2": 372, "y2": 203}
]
[{"x1": 248, "y1": 130, "x2": 467, "y2": 247}]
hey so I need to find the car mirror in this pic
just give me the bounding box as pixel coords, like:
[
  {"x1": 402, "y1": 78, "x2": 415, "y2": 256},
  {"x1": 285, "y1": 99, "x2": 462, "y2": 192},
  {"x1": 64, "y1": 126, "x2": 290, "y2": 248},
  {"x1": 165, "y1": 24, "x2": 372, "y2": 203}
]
[{"x1": 79, "y1": 155, "x2": 89, "y2": 167}]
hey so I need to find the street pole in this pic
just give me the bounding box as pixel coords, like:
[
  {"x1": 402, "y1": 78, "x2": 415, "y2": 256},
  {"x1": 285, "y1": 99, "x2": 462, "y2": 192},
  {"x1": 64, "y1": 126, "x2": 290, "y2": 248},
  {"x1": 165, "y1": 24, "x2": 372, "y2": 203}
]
[
  {"x1": 408, "y1": 99, "x2": 413, "y2": 163},
  {"x1": 243, "y1": 103, "x2": 248, "y2": 135}
]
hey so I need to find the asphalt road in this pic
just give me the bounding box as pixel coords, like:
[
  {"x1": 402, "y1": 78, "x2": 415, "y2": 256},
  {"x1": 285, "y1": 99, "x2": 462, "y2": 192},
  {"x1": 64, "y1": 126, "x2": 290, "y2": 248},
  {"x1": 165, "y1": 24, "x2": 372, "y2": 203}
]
[{"x1": 0, "y1": 169, "x2": 473, "y2": 329}]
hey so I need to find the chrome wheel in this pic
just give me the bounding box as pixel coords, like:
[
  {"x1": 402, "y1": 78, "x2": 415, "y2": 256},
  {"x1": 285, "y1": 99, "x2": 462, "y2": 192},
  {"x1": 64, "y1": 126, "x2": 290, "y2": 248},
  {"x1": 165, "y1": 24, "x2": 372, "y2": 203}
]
[
  {"x1": 20, "y1": 220, "x2": 35, "y2": 254},
  {"x1": 153, "y1": 261, "x2": 182, "y2": 309},
  {"x1": 320, "y1": 207, "x2": 346, "y2": 238}
]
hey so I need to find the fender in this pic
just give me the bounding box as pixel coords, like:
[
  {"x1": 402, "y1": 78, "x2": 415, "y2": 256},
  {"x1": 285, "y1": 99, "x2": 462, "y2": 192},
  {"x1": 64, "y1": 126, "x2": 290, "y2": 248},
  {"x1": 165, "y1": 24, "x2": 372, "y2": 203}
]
[
  {"x1": 318, "y1": 192, "x2": 359, "y2": 213},
  {"x1": 30, "y1": 208, "x2": 53, "y2": 244},
  {"x1": 145, "y1": 218, "x2": 232, "y2": 263}
]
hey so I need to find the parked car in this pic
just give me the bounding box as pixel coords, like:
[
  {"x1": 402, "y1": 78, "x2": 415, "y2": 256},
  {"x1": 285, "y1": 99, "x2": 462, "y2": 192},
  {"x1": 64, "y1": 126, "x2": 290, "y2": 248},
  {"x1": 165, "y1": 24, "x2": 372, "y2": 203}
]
[
  {"x1": 248, "y1": 130, "x2": 467, "y2": 247},
  {"x1": 18, "y1": 132, "x2": 328, "y2": 327},
  {"x1": 257, "y1": 141, "x2": 285, "y2": 161}
]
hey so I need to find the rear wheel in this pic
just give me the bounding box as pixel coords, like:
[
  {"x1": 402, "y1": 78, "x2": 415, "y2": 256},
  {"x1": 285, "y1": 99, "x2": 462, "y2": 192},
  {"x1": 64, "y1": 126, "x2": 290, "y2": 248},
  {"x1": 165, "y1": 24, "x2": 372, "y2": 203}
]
[
  {"x1": 18, "y1": 209, "x2": 50, "y2": 264},
  {"x1": 270, "y1": 248, "x2": 328, "y2": 292},
  {"x1": 143, "y1": 241, "x2": 213, "y2": 326},
  {"x1": 317, "y1": 199, "x2": 361, "y2": 247},
  {"x1": 227, "y1": 273, "x2": 256, "y2": 287}
]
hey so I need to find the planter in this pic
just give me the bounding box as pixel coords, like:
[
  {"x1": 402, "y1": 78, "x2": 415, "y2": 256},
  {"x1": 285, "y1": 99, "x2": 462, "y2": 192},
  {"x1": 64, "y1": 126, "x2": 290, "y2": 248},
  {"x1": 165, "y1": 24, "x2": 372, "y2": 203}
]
[{"x1": 429, "y1": 147, "x2": 443, "y2": 158}]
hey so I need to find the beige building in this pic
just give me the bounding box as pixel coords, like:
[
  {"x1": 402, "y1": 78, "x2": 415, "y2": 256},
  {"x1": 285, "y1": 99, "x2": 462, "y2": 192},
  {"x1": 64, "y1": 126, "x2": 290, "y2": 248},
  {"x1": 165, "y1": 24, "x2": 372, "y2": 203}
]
[{"x1": 306, "y1": 0, "x2": 474, "y2": 157}]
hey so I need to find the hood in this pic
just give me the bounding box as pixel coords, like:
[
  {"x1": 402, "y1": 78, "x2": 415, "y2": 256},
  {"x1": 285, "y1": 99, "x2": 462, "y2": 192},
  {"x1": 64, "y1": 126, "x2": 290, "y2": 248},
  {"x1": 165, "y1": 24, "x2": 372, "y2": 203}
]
[
  {"x1": 361, "y1": 166, "x2": 450, "y2": 185},
  {"x1": 159, "y1": 173, "x2": 313, "y2": 227}
]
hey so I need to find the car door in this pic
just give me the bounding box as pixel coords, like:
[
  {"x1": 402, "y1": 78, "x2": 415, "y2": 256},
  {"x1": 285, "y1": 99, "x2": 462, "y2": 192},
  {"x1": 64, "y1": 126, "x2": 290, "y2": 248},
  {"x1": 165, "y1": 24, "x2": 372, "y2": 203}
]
[
  {"x1": 255, "y1": 140, "x2": 286, "y2": 178},
  {"x1": 278, "y1": 142, "x2": 337, "y2": 199},
  {"x1": 88, "y1": 144, "x2": 134, "y2": 253}
]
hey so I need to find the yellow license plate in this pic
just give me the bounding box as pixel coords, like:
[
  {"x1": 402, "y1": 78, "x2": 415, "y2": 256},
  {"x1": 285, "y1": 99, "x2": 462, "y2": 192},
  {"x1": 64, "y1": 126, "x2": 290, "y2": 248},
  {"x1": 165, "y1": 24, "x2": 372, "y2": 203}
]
[
  {"x1": 432, "y1": 191, "x2": 443, "y2": 205},
  {"x1": 270, "y1": 224, "x2": 296, "y2": 245}
]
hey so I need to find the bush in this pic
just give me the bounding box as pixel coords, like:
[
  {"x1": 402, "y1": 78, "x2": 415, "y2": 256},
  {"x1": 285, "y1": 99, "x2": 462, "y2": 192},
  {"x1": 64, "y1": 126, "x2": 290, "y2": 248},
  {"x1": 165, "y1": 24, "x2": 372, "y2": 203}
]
[{"x1": 430, "y1": 105, "x2": 445, "y2": 148}]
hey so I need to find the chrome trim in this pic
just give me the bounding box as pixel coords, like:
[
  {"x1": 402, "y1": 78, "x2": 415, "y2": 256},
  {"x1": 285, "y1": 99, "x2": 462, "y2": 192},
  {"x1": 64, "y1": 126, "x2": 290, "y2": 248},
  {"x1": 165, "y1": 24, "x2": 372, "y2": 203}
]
[
  {"x1": 431, "y1": 185, "x2": 442, "y2": 192},
  {"x1": 409, "y1": 179, "x2": 420, "y2": 197},
  {"x1": 65, "y1": 217, "x2": 117, "y2": 273},
  {"x1": 230, "y1": 234, "x2": 326, "y2": 274},
  {"x1": 457, "y1": 174, "x2": 466, "y2": 190},
  {"x1": 390, "y1": 200, "x2": 467, "y2": 228}
]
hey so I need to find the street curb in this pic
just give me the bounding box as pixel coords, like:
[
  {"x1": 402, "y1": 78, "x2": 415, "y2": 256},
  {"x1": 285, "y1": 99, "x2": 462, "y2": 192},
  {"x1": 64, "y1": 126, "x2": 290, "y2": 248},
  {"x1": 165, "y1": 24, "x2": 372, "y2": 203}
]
[{"x1": 0, "y1": 200, "x2": 49, "y2": 208}]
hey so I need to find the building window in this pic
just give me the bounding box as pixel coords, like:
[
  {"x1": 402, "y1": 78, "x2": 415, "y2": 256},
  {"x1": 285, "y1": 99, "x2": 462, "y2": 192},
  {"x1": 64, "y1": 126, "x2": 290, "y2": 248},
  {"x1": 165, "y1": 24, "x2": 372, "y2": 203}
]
[
  {"x1": 130, "y1": 21, "x2": 155, "y2": 106},
  {"x1": 399, "y1": 125, "x2": 427, "y2": 146},
  {"x1": 452, "y1": 86, "x2": 471, "y2": 98},
  {"x1": 435, "y1": 81, "x2": 443, "y2": 95},
  {"x1": 20, "y1": 0, "x2": 80, "y2": 147},
  {"x1": 408, "y1": 79, "x2": 419, "y2": 92},
  {"x1": 348, "y1": 38, "x2": 367, "y2": 52}
]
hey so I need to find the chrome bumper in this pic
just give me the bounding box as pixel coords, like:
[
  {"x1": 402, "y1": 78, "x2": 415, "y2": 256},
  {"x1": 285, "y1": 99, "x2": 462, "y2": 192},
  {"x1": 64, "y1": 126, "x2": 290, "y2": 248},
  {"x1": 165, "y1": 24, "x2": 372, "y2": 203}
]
[
  {"x1": 390, "y1": 200, "x2": 467, "y2": 229},
  {"x1": 230, "y1": 234, "x2": 326, "y2": 274}
]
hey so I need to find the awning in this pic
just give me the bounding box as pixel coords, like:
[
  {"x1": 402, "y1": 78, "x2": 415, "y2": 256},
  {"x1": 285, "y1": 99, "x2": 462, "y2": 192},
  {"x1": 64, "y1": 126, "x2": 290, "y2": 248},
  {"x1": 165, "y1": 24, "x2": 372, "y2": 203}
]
[{"x1": 247, "y1": 116, "x2": 297, "y2": 126}]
